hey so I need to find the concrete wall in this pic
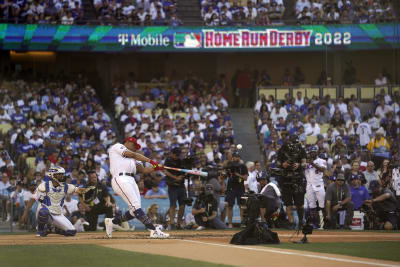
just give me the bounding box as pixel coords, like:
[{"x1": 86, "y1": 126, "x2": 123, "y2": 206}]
[{"x1": 4, "y1": 49, "x2": 400, "y2": 89}]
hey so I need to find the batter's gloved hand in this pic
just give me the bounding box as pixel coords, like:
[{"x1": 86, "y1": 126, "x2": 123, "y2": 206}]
[
  {"x1": 153, "y1": 164, "x2": 164, "y2": 171},
  {"x1": 150, "y1": 160, "x2": 159, "y2": 168}
]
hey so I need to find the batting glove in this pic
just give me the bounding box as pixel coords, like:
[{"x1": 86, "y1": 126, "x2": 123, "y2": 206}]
[
  {"x1": 150, "y1": 160, "x2": 158, "y2": 167},
  {"x1": 153, "y1": 164, "x2": 164, "y2": 171}
]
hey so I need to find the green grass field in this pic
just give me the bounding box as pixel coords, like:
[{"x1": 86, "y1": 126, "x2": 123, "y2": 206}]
[
  {"x1": 263, "y1": 241, "x2": 400, "y2": 262},
  {"x1": 0, "y1": 244, "x2": 233, "y2": 267}
]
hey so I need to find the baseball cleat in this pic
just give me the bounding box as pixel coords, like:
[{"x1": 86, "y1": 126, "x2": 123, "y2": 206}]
[
  {"x1": 36, "y1": 230, "x2": 48, "y2": 237},
  {"x1": 105, "y1": 218, "x2": 113, "y2": 238},
  {"x1": 150, "y1": 226, "x2": 169, "y2": 239}
]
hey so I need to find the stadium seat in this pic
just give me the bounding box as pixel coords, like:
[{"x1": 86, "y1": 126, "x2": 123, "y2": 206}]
[
  {"x1": 276, "y1": 88, "x2": 289, "y2": 100},
  {"x1": 0, "y1": 123, "x2": 12, "y2": 134},
  {"x1": 204, "y1": 144, "x2": 212, "y2": 154},
  {"x1": 175, "y1": 112, "x2": 187, "y2": 119},
  {"x1": 320, "y1": 124, "x2": 330, "y2": 134},
  {"x1": 26, "y1": 157, "x2": 36, "y2": 170},
  {"x1": 360, "y1": 87, "x2": 374, "y2": 100},
  {"x1": 343, "y1": 87, "x2": 358, "y2": 99},
  {"x1": 322, "y1": 87, "x2": 337, "y2": 99},
  {"x1": 306, "y1": 135, "x2": 317, "y2": 145}
]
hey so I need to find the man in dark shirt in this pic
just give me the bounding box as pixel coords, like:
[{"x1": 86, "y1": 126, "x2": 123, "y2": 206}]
[
  {"x1": 225, "y1": 152, "x2": 248, "y2": 228},
  {"x1": 80, "y1": 171, "x2": 113, "y2": 231},
  {"x1": 325, "y1": 173, "x2": 354, "y2": 229},
  {"x1": 164, "y1": 147, "x2": 186, "y2": 229},
  {"x1": 366, "y1": 180, "x2": 398, "y2": 230},
  {"x1": 70, "y1": 202, "x2": 89, "y2": 232},
  {"x1": 192, "y1": 184, "x2": 226, "y2": 229},
  {"x1": 258, "y1": 176, "x2": 281, "y2": 223}
]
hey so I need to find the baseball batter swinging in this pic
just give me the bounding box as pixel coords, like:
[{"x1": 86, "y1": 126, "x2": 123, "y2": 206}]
[{"x1": 105, "y1": 137, "x2": 169, "y2": 238}]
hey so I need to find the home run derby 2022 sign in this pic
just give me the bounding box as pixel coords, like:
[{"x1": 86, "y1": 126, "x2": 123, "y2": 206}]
[{"x1": 0, "y1": 23, "x2": 398, "y2": 52}]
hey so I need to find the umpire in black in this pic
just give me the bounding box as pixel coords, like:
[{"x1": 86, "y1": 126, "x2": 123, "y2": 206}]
[
  {"x1": 164, "y1": 147, "x2": 186, "y2": 229},
  {"x1": 225, "y1": 151, "x2": 248, "y2": 228},
  {"x1": 276, "y1": 134, "x2": 307, "y2": 229},
  {"x1": 80, "y1": 171, "x2": 114, "y2": 231}
]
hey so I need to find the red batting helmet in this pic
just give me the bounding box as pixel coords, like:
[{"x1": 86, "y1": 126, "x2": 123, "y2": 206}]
[{"x1": 124, "y1": 137, "x2": 141, "y2": 150}]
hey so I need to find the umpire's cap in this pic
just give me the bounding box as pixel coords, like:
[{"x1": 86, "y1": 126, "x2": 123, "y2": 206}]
[
  {"x1": 289, "y1": 134, "x2": 299, "y2": 143},
  {"x1": 124, "y1": 137, "x2": 141, "y2": 150},
  {"x1": 171, "y1": 147, "x2": 181, "y2": 155}
]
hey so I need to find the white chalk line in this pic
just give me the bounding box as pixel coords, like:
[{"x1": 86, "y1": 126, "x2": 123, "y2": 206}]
[{"x1": 180, "y1": 239, "x2": 400, "y2": 267}]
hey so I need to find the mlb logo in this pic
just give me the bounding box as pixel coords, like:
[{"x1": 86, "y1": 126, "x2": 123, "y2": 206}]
[{"x1": 174, "y1": 33, "x2": 201, "y2": 48}]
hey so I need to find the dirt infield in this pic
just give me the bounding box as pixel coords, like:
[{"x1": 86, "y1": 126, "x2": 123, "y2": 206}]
[{"x1": 1, "y1": 230, "x2": 400, "y2": 267}]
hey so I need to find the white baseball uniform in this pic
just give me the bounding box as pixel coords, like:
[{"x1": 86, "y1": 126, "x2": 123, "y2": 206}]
[
  {"x1": 35, "y1": 180, "x2": 76, "y2": 231},
  {"x1": 108, "y1": 143, "x2": 141, "y2": 212},
  {"x1": 305, "y1": 158, "x2": 327, "y2": 209}
]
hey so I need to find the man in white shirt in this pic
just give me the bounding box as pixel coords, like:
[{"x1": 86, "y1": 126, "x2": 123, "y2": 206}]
[
  {"x1": 0, "y1": 108, "x2": 11, "y2": 124},
  {"x1": 375, "y1": 99, "x2": 393, "y2": 120},
  {"x1": 375, "y1": 73, "x2": 388, "y2": 86},
  {"x1": 296, "y1": 0, "x2": 311, "y2": 15},
  {"x1": 356, "y1": 117, "x2": 372, "y2": 148},
  {"x1": 270, "y1": 103, "x2": 288, "y2": 123},
  {"x1": 294, "y1": 91, "x2": 304, "y2": 108},
  {"x1": 305, "y1": 119, "x2": 320, "y2": 136},
  {"x1": 206, "y1": 142, "x2": 222, "y2": 163},
  {"x1": 337, "y1": 97, "x2": 348, "y2": 114},
  {"x1": 244, "y1": 162, "x2": 258, "y2": 193}
]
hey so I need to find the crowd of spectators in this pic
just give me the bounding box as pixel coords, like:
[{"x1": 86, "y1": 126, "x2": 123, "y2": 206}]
[
  {"x1": 1, "y1": 69, "x2": 399, "y2": 232},
  {"x1": 94, "y1": 0, "x2": 182, "y2": 26},
  {"x1": 0, "y1": 73, "x2": 238, "y2": 231},
  {"x1": 0, "y1": 0, "x2": 85, "y2": 24},
  {"x1": 201, "y1": 0, "x2": 285, "y2": 26},
  {"x1": 0, "y1": 77, "x2": 116, "y2": 229},
  {"x1": 0, "y1": 0, "x2": 183, "y2": 26},
  {"x1": 111, "y1": 73, "x2": 233, "y2": 192},
  {"x1": 295, "y1": 0, "x2": 396, "y2": 25},
  {"x1": 254, "y1": 78, "x2": 400, "y2": 229}
]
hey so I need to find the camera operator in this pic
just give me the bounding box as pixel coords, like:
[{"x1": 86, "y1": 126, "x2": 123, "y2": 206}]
[
  {"x1": 79, "y1": 171, "x2": 114, "y2": 231},
  {"x1": 164, "y1": 147, "x2": 186, "y2": 229},
  {"x1": 224, "y1": 152, "x2": 248, "y2": 228},
  {"x1": 202, "y1": 165, "x2": 225, "y2": 210},
  {"x1": 365, "y1": 180, "x2": 398, "y2": 230},
  {"x1": 276, "y1": 134, "x2": 307, "y2": 228},
  {"x1": 325, "y1": 173, "x2": 354, "y2": 229},
  {"x1": 258, "y1": 176, "x2": 281, "y2": 224},
  {"x1": 192, "y1": 184, "x2": 226, "y2": 230}
]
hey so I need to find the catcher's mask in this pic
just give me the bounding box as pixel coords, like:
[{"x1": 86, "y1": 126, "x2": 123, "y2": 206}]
[{"x1": 48, "y1": 166, "x2": 66, "y2": 185}]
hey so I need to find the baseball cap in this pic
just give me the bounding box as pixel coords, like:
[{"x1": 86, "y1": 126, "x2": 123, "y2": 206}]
[
  {"x1": 124, "y1": 137, "x2": 141, "y2": 150},
  {"x1": 369, "y1": 180, "x2": 380, "y2": 191},
  {"x1": 171, "y1": 147, "x2": 181, "y2": 155},
  {"x1": 350, "y1": 174, "x2": 360, "y2": 180},
  {"x1": 232, "y1": 151, "x2": 240, "y2": 157},
  {"x1": 336, "y1": 173, "x2": 345, "y2": 181},
  {"x1": 204, "y1": 184, "x2": 214, "y2": 195}
]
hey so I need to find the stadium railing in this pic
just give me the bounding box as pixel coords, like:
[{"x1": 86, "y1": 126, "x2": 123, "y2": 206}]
[{"x1": 257, "y1": 85, "x2": 400, "y2": 102}]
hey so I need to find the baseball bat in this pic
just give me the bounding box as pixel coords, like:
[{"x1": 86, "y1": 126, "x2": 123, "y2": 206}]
[{"x1": 163, "y1": 166, "x2": 208, "y2": 177}]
